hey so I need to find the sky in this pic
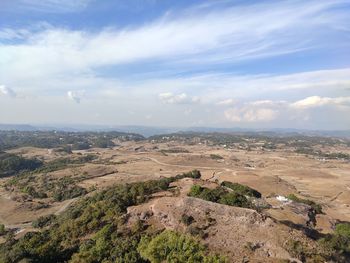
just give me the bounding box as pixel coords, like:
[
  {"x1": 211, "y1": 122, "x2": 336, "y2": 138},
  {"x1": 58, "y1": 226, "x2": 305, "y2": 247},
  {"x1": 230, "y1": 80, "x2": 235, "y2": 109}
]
[{"x1": 0, "y1": 0, "x2": 349, "y2": 130}]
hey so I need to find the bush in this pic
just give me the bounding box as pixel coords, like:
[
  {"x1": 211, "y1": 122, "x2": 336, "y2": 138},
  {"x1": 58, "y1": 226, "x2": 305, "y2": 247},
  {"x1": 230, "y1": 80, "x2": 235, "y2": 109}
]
[
  {"x1": 21, "y1": 186, "x2": 48, "y2": 199},
  {"x1": 221, "y1": 181, "x2": 261, "y2": 198},
  {"x1": 52, "y1": 184, "x2": 87, "y2": 202},
  {"x1": 335, "y1": 223, "x2": 350, "y2": 237},
  {"x1": 32, "y1": 214, "x2": 57, "y2": 228},
  {"x1": 181, "y1": 214, "x2": 195, "y2": 226},
  {"x1": 188, "y1": 185, "x2": 253, "y2": 209},
  {"x1": 138, "y1": 230, "x2": 227, "y2": 263},
  {"x1": 285, "y1": 240, "x2": 308, "y2": 261},
  {"x1": 317, "y1": 223, "x2": 350, "y2": 262},
  {"x1": 1, "y1": 171, "x2": 217, "y2": 263},
  {"x1": 219, "y1": 192, "x2": 252, "y2": 208},
  {"x1": 0, "y1": 153, "x2": 43, "y2": 177},
  {"x1": 210, "y1": 154, "x2": 223, "y2": 160},
  {"x1": 175, "y1": 170, "x2": 201, "y2": 180},
  {"x1": 0, "y1": 224, "x2": 5, "y2": 236},
  {"x1": 189, "y1": 185, "x2": 204, "y2": 196}
]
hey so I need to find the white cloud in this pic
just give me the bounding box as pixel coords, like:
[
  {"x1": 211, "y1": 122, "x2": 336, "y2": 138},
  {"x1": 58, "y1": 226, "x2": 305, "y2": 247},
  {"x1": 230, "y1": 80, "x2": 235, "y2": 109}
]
[
  {"x1": 67, "y1": 90, "x2": 85, "y2": 103},
  {"x1": 225, "y1": 107, "x2": 278, "y2": 122},
  {"x1": 217, "y1": 98, "x2": 235, "y2": 106},
  {"x1": 244, "y1": 108, "x2": 278, "y2": 122},
  {"x1": 0, "y1": 85, "x2": 16, "y2": 98},
  {"x1": 158, "y1": 92, "x2": 199, "y2": 104},
  {"x1": 224, "y1": 95, "x2": 350, "y2": 123},
  {"x1": 249, "y1": 100, "x2": 287, "y2": 107},
  {"x1": 0, "y1": 0, "x2": 349, "y2": 84},
  {"x1": 224, "y1": 108, "x2": 241, "y2": 122},
  {"x1": 291, "y1": 96, "x2": 350, "y2": 109}
]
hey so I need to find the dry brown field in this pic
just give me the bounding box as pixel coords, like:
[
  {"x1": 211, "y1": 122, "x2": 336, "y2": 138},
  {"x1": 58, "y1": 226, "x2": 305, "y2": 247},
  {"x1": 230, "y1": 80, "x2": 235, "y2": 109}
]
[{"x1": 1, "y1": 140, "x2": 349, "y2": 238}]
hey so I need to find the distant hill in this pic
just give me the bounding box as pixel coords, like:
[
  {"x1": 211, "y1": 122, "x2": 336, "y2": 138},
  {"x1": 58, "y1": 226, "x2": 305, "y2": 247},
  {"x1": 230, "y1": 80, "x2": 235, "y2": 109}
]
[
  {"x1": 0, "y1": 124, "x2": 38, "y2": 131},
  {"x1": 0, "y1": 123, "x2": 349, "y2": 138}
]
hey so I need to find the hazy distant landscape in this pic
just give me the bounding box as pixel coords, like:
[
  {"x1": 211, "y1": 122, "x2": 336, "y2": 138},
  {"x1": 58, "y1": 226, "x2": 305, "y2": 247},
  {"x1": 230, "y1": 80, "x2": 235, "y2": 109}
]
[{"x1": 0, "y1": 128, "x2": 349, "y2": 262}]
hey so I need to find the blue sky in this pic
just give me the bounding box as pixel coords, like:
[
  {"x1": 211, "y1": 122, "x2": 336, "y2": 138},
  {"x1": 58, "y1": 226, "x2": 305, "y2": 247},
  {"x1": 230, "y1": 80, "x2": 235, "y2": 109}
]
[{"x1": 0, "y1": 0, "x2": 349, "y2": 129}]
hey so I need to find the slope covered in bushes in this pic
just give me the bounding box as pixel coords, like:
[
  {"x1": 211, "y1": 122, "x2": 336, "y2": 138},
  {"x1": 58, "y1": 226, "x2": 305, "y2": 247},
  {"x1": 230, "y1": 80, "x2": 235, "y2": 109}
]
[{"x1": 0, "y1": 170, "x2": 221, "y2": 263}]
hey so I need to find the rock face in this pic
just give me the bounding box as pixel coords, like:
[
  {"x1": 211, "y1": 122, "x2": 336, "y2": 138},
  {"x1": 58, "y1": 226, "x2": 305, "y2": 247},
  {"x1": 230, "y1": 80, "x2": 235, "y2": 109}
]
[{"x1": 127, "y1": 195, "x2": 314, "y2": 262}]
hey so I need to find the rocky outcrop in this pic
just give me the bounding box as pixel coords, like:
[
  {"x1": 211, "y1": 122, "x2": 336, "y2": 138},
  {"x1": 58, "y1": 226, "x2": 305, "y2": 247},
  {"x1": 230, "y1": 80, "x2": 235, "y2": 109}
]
[{"x1": 127, "y1": 195, "x2": 314, "y2": 262}]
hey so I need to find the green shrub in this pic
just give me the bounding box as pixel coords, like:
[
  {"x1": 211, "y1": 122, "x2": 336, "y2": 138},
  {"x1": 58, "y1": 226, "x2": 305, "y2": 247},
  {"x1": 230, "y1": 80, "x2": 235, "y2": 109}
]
[
  {"x1": 181, "y1": 214, "x2": 195, "y2": 226},
  {"x1": 221, "y1": 181, "x2": 261, "y2": 198},
  {"x1": 138, "y1": 230, "x2": 226, "y2": 263},
  {"x1": 188, "y1": 185, "x2": 252, "y2": 209},
  {"x1": 335, "y1": 223, "x2": 350, "y2": 238},
  {"x1": 0, "y1": 224, "x2": 5, "y2": 236},
  {"x1": 175, "y1": 170, "x2": 201, "y2": 180},
  {"x1": 285, "y1": 240, "x2": 307, "y2": 260},
  {"x1": 52, "y1": 184, "x2": 87, "y2": 202},
  {"x1": 317, "y1": 223, "x2": 350, "y2": 263},
  {"x1": 219, "y1": 192, "x2": 252, "y2": 208},
  {"x1": 0, "y1": 171, "x2": 220, "y2": 263},
  {"x1": 32, "y1": 214, "x2": 57, "y2": 228},
  {"x1": 21, "y1": 186, "x2": 48, "y2": 199},
  {"x1": 189, "y1": 185, "x2": 204, "y2": 197},
  {"x1": 0, "y1": 153, "x2": 43, "y2": 177}
]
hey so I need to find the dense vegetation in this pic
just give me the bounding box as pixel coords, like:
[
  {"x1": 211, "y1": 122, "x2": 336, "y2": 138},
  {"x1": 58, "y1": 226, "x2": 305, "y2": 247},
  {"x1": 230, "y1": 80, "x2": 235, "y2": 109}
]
[
  {"x1": 0, "y1": 152, "x2": 43, "y2": 177},
  {"x1": 4, "y1": 154, "x2": 98, "y2": 200},
  {"x1": 221, "y1": 181, "x2": 261, "y2": 198},
  {"x1": 0, "y1": 130, "x2": 144, "y2": 151},
  {"x1": 0, "y1": 170, "x2": 212, "y2": 263},
  {"x1": 149, "y1": 131, "x2": 347, "y2": 149},
  {"x1": 35, "y1": 154, "x2": 97, "y2": 174},
  {"x1": 138, "y1": 230, "x2": 226, "y2": 263},
  {"x1": 319, "y1": 223, "x2": 350, "y2": 262},
  {"x1": 286, "y1": 222, "x2": 350, "y2": 262},
  {"x1": 188, "y1": 185, "x2": 253, "y2": 209}
]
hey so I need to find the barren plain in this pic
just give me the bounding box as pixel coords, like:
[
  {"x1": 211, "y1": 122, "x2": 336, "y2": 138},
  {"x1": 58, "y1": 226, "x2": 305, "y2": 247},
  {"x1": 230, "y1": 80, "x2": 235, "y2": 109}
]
[{"x1": 1, "y1": 134, "x2": 349, "y2": 262}]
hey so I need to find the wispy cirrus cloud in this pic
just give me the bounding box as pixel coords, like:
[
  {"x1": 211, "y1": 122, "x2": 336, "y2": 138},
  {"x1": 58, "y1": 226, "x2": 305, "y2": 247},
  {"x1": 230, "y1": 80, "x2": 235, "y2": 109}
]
[
  {"x1": 1, "y1": 0, "x2": 349, "y2": 84},
  {"x1": 17, "y1": 0, "x2": 92, "y2": 13}
]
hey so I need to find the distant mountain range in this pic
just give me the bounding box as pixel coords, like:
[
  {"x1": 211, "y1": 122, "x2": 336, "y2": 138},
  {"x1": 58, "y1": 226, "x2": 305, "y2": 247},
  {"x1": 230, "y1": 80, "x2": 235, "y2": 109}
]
[{"x1": 0, "y1": 123, "x2": 349, "y2": 138}]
